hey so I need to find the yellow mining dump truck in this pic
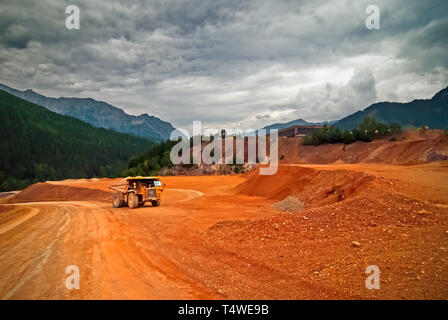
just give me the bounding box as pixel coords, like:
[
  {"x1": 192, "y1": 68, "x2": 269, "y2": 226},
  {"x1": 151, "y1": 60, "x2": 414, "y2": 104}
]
[{"x1": 109, "y1": 176, "x2": 164, "y2": 209}]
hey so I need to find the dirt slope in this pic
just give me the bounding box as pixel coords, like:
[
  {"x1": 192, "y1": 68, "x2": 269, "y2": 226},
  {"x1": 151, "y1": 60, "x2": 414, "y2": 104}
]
[
  {"x1": 237, "y1": 165, "x2": 376, "y2": 207},
  {"x1": 7, "y1": 182, "x2": 112, "y2": 203},
  {"x1": 193, "y1": 163, "x2": 448, "y2": 299},
  {"x1": 278, "y1": 130, "x2": 448, "y2": 165}
]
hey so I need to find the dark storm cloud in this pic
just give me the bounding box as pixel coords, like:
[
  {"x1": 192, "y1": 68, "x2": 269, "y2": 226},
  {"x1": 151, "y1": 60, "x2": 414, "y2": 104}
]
[
  {"x1": 397, "y1": 17, "x2": 448, "y2": 72},
  {"x1": 0, "y1": 0, "x2": 447, "y2": 129}
]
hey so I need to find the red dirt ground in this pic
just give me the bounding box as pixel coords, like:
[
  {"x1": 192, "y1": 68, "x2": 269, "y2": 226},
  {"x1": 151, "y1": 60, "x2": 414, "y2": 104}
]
[{"x1": 1, "y1": 159, "x2": 447, "y2": 299}]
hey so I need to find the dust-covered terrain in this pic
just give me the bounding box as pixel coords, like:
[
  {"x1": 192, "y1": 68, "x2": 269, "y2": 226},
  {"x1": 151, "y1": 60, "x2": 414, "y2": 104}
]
[{"x1": 1, "y1": 158, "x2": 447, "y2": 299}]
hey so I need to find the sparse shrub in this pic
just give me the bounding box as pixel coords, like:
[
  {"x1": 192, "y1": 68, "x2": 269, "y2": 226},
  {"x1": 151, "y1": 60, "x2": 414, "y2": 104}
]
[
  {"x1": 420, "y1": 126, "x2": 428, "y2": 134},
  {"x1": 303, "y1": 124, "x2": 343, "y2": 146},
  {"x1": 375, "y1": 123, "x2": 389, "y2": 138},
  {"x1": 357, "y1": 117, "x2": 377, "y2": 141},
  {"x1": 389, "y1": 123, "x2": 402, "y2": 135},
  {"x1": 328, "y1": 126, "x2": 342, "y2": 143},
  {"x1": 342, "y1": 130, "x2": 356, "y2": 144},
  {"x1": 303, "y1": 135, "x2": 314, "y2": 145}
]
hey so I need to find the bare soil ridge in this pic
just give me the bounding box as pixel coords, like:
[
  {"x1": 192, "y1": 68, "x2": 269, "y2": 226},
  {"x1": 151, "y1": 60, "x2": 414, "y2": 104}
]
[{"x1": 278, "y1": 130, "x2": 448, "y2": 165}]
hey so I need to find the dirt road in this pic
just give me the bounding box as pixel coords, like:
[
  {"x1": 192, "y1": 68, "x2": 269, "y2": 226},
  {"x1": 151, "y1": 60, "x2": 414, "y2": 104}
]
[{"x1": 0, "y1": 163, "x2": 447, "y2": 299}]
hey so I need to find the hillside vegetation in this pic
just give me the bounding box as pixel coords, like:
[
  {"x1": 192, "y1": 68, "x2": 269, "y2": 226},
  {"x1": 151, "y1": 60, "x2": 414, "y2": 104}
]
[
  {"x1": 123, "y1": 140, "x2": 175, "y2": 176},
  {"x1": 0, "y1": 90, "x2": 152, "y2": 191},
  {"x1": 303, "y1": 117, "x2": 402, "y2": 146}
]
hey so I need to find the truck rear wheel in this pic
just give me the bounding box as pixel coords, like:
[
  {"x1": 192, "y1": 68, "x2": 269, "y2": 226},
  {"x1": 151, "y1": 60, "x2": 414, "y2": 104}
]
[
  {"x1": 112, "y1": 193, "x2": 124, "y2": 208},
  {"x1": 128, "y1": 192, "x2": 139, "y2": 209}
]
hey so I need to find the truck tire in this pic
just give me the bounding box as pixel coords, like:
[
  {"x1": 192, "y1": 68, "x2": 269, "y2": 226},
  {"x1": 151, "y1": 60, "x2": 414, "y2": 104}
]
[
  {"x1": 128, "y1": 192, "x2": 139, "y2": 209},
  {"x1": 151, "y1": 199, "x2": 161, "y2": 207},
  {"x1": 112, "y1": 193, "x2": 124, "y2": 208}
]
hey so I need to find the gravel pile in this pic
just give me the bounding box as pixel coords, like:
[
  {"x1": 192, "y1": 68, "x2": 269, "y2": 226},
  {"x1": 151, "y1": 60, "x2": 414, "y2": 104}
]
[{"x1": 273, "y1": 196, "x2": 304, "y2": 212}]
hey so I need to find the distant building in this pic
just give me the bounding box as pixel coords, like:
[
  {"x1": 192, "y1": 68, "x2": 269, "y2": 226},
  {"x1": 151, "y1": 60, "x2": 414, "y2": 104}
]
[{"x1": 278, "y1": 125, "x2": 323, "y2": 138}]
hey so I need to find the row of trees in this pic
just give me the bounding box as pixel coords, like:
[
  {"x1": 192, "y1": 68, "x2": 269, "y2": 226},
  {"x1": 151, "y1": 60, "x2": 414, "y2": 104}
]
[
  {"x1": 303, "y1": 117, "x2": 402, "y2": 146},
  {"x1": 122, "y1": 140, "x2": 175, "y2": 177},
  {"x1": 123, "y1": 136, "x2": 249, "y2": 176}
]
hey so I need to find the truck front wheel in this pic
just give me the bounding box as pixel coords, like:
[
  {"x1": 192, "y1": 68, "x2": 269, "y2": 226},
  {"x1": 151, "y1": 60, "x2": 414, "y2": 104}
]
[{"x1": 128, "y1": 193, "x2": 139, "y2": 209}]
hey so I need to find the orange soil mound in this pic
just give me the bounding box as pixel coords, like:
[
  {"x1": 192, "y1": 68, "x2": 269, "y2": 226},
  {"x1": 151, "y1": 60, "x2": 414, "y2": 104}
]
[
  {"x1": 7, "y1": 182, "x2": 112, "y2": 203},
  {"x1": 199, "y1": 193, "x2": 447, "y2": 299},
  {"x1": 236, "y1": 165, "x2": 377, "y2": 208},
  {"x1": 50, "y1": 177, "x2": 123, "y2": 192},
  {"x1": 198, "y1": 163, "x2": 448, "y2": 299},
  {"x1": 278, "y1": 129, "x2": 448, "y2": 165}
]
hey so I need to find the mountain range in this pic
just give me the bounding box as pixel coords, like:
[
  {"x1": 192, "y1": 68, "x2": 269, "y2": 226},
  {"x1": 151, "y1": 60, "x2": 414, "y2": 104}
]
[
  {"x1": 262, "y1": 118, "x2": 338, "y2": 132},
  {"x1": 0, "y1": 83, "x2": 175, "y2": 141},
  {"x1": 335, "y1": 86, "x2": 448, "y2": 130},
  {"x1": 263, "y1": 86, "x2": 448, "y2": 132},
  {"x1": 1, "y1": 82, "x2": 446, "y2": 142}
]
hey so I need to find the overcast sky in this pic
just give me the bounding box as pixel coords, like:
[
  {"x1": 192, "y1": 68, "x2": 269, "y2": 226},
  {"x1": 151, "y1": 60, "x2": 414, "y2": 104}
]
[{"x1": 0, "y1": 0, "x2": 447, "y2": 130}]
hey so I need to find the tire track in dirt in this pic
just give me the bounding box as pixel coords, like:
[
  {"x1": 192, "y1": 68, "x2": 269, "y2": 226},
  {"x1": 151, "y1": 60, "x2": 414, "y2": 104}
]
[
  {"x1": 80, "y1": 203, "x2": 216, "y2": 299},
  {"x1": 0, "y1": 206, "x2": 39, "y2": 235},
  {"x1": 2, "y1": 206, "x2": 71, "y2": 299},
  {"x1": 166, "y1": 189, "x2": 204, "y2": 203}
]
